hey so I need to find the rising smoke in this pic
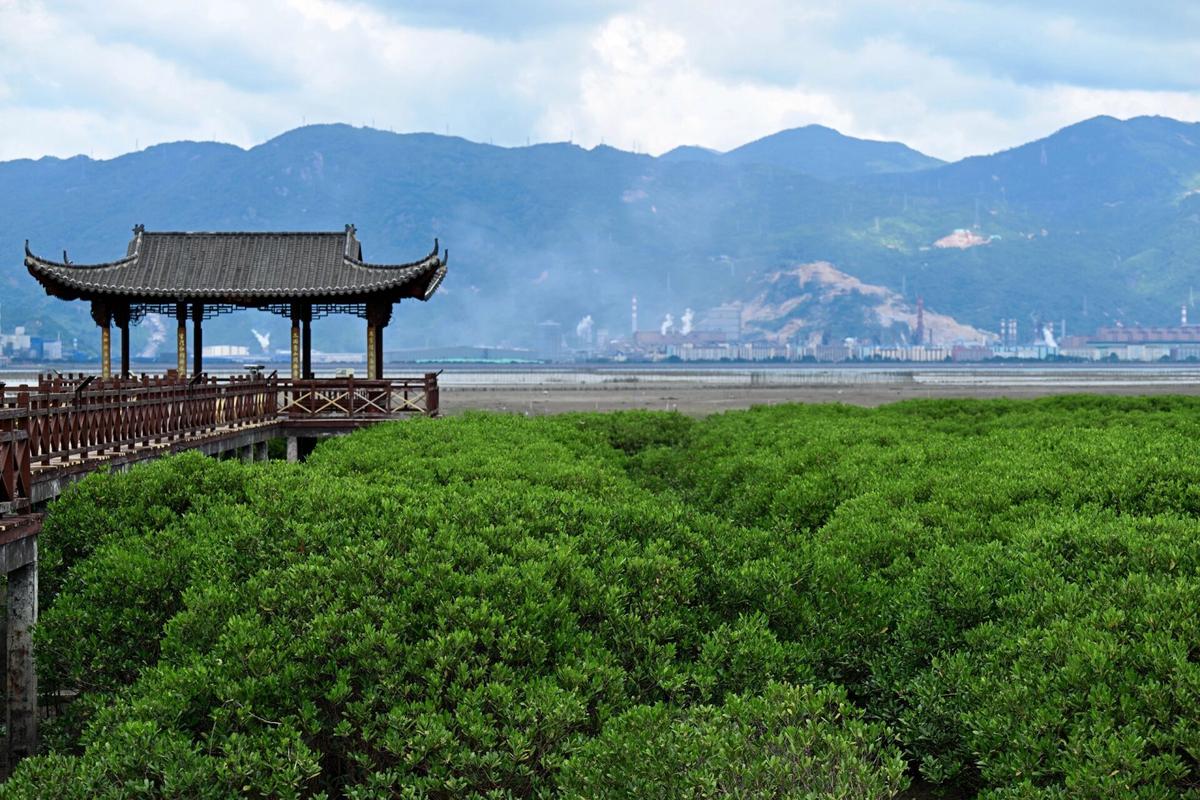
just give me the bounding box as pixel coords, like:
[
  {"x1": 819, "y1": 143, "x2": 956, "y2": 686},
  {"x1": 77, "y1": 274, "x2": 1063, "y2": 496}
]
[
  {"x1": 138, "y1": 313, "x2": 167, "y2": 358},
  {"x1": 251, "y1": 328, "x2": 271, "y2": 355},
  {"x1": 660, "y1": 313, "x2": 675, "y2": 336},
  {"x1": 680, "y1": 308, "x2": 694, "y2": 336},
  {"x1": 1042, "y1": 323, "x2": 1058, "y2": 349},
  {"x1": 575, "y1": 315, "x2": 594, "y2": 343}
]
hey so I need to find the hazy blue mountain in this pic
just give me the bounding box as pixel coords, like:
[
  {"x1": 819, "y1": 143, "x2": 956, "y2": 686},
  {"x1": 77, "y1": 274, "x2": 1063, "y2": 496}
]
[
  {"x1": 723, "y1": 125, "x2": 944, "y2": 180},
  {"x1": 2, "y1": 116, "x2": 1198, "y2": 359},
  {"x1": 660, "y1": 125, "x2": 943, "y2": 180},
  {"x1": 658, "y1": 144, "x2": 722, "y2": 164}
]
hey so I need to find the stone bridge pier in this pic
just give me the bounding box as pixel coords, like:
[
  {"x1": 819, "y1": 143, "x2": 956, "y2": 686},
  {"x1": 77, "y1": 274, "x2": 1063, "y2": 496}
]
[{"x1": 0, "y1": 518, "x2": 40, "y2": 775}]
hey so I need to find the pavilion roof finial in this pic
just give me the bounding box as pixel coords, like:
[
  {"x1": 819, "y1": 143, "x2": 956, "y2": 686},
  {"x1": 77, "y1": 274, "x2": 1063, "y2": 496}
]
[{"x1": 132, "y1": 224, "x2": 145, "y2": 235}]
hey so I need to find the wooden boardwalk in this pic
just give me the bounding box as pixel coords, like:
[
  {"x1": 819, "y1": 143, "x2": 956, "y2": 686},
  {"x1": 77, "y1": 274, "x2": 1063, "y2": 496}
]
[{"x1": 1, "y1": 371, "x2": 439, "y2": 509}]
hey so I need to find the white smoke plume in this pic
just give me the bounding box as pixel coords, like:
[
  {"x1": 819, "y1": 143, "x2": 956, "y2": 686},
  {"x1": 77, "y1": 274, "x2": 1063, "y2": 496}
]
[
  {"x1": 1042, "y1": 323, "x2": 1058, "y2": 349},
  {"x1": 680, "y1": 308, "x2": 694, "y2": 336},
  {"x1": 251, "y1": 328, "x2": 271, "y2": 354},
  {"x1": 660, "y1": 313, "x2": 675, "y2": 336},
  {"x1": 138, "y1": 313, "x2": 167, "y2": 358},
  {"x1": 575, "y1": 315, "x2": 594, "y2": 342}
]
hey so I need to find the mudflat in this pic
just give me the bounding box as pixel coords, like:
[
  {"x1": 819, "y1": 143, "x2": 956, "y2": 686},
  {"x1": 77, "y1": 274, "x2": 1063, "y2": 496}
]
[{"x1": 442, "y1": 370, "x2": 1200, "y2": 416}]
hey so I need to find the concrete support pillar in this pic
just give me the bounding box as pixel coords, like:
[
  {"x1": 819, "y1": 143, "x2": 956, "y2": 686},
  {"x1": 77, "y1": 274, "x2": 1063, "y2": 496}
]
[
  {"x1": 286, "y1": 437, "x2": 299, "y2": 464},
  {"x1": 175, "y1": 302, "x2": 188, "y2": 376},
  {"x1": 6, "y1": 556, "x2": 38, "y2": 765},
  {"x1": 240, "y1": 445, "x2": 252, "y2": 463},
  {"x1": 256, "y1": 441, "x2": 269, "y2": 462}
]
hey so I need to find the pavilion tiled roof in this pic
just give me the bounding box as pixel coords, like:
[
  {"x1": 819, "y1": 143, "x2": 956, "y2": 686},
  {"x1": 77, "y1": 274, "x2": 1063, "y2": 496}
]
[{"x1": 25, "y1": 225, "x2": 447, "y2": 304}]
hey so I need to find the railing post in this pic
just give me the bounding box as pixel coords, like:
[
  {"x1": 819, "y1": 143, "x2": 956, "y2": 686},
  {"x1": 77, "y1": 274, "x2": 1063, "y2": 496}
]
[{"x1": 425, "y1": 372, "x2": 439, "y2": 417}]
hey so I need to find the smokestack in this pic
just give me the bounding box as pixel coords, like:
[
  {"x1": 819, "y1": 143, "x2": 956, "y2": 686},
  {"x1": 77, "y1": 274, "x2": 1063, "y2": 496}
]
[{"x1": 632, "y1": 296, "x2": 638, "y2": 335}]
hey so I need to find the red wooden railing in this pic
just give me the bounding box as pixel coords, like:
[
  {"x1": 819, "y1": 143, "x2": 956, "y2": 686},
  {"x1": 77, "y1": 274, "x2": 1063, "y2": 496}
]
[
  {"x1": 0, "y1": 371, "x2": 439, "y2": 507},
  {"x1": 278, "y1": 373, "x2": 440, "y2": 419}
]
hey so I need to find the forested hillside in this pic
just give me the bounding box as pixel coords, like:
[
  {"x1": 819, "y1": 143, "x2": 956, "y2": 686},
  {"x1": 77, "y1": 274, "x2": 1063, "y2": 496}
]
[
  {"x1": 8, "y1": 398, "x2": 1200, "y2": 798},
  {"x1": 3, "y1": 116, "x2": 1200, "y2": 353}
]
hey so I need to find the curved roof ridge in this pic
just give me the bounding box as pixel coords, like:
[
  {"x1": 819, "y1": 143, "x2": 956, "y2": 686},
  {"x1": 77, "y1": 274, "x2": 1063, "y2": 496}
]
[
  {"x1": 26, "y1": 240, "x2": 140, "y2": 271},
  {"x1": 141, "y1": 230, "x2": 350, "y2": 237},
  {"x1": 343, "y1": 239, "x2": 442, "y2": 270}
]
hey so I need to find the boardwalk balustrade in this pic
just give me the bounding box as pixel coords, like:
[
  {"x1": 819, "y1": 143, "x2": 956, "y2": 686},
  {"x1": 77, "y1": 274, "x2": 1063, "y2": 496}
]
[{"x1": 0, "y1": 371, "x2": 439, "y2": 508}]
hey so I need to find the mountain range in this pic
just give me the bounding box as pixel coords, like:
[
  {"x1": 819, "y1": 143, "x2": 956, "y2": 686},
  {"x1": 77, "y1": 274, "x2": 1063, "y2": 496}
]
[{"x1": 2, "y1": 115, "x2": 1199, "y2": 356}]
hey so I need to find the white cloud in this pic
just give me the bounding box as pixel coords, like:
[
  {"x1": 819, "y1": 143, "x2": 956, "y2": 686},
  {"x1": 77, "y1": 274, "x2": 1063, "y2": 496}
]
[
  {"x1": 537, "y1": 15, "x2": 852, "y2": 153},
  {"x1": 0, "y1": 0, "x2": 1198, "y2": 162}
]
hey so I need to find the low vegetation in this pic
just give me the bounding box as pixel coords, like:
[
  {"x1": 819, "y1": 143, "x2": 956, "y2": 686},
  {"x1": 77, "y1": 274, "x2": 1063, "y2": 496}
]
[{"x1": 6, "y1": 397, "x2": 1200, "y2": 798}]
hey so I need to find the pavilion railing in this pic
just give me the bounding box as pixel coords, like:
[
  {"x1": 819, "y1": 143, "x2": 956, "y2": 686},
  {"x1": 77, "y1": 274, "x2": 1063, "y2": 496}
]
[{"x1": 278, "y1": 373, "x2": 440, "y2": 419}]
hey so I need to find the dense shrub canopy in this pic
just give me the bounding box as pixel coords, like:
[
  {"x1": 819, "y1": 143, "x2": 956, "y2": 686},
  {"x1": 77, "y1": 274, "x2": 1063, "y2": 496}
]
[{"x1": 6, "y1": 397, "x2": 1200, "y2": 798}]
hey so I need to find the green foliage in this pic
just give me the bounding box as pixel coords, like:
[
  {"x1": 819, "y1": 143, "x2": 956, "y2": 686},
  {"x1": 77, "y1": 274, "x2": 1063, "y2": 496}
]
[
  {"x1": 11, "y1": 398, "x2": 1200, "y2": 798},
  {"x1": 558, "y1": 682, "x2": 908, "y2": 799}
]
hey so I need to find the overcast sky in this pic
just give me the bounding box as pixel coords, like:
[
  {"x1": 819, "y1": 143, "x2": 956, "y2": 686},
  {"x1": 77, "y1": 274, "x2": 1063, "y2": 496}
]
[{"x1": 2, "y1": 0, "x2": 1198, "y2": 162}]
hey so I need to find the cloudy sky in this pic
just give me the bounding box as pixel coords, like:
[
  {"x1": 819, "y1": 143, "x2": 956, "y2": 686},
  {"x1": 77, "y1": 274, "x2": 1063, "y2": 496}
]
[{"x1": 2, "y1": 0, "x2": 1198, "y2": 162}]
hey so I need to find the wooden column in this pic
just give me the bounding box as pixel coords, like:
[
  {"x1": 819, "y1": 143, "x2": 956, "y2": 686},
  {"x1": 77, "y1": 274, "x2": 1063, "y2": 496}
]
[
  {"x1": 366, "y1": 301, "x2": 392, "y2": 380},
  {"x1": 374, "y1": 321, "x2": 384, "y2": 379},
  {"x1": 114, "y1": 304, "x2": 131, "y2": 378},
  {"x1": 366, "y1": 324, "x2": 376, "y2": 380},
  {"x1": 175, "y1": 303, "x2": 188, "y2": 376},
  {"x1": 302, "y1": 314, "x2": 313, "y2": 380},
  {"x1": 289, "y1": 303, "x2": 313, "y2": 379},
  {"x1": 91, "y1": 301, "x2": 112, "y2": 379},
  {"x1": 192, "y1": 303, "x2": 204, "y2": 377}
]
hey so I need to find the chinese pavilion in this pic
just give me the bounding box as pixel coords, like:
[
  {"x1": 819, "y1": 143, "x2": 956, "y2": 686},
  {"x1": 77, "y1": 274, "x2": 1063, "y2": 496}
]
[{"x1": 25, "y1": 225, "x2": 447, "y2": 379}]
